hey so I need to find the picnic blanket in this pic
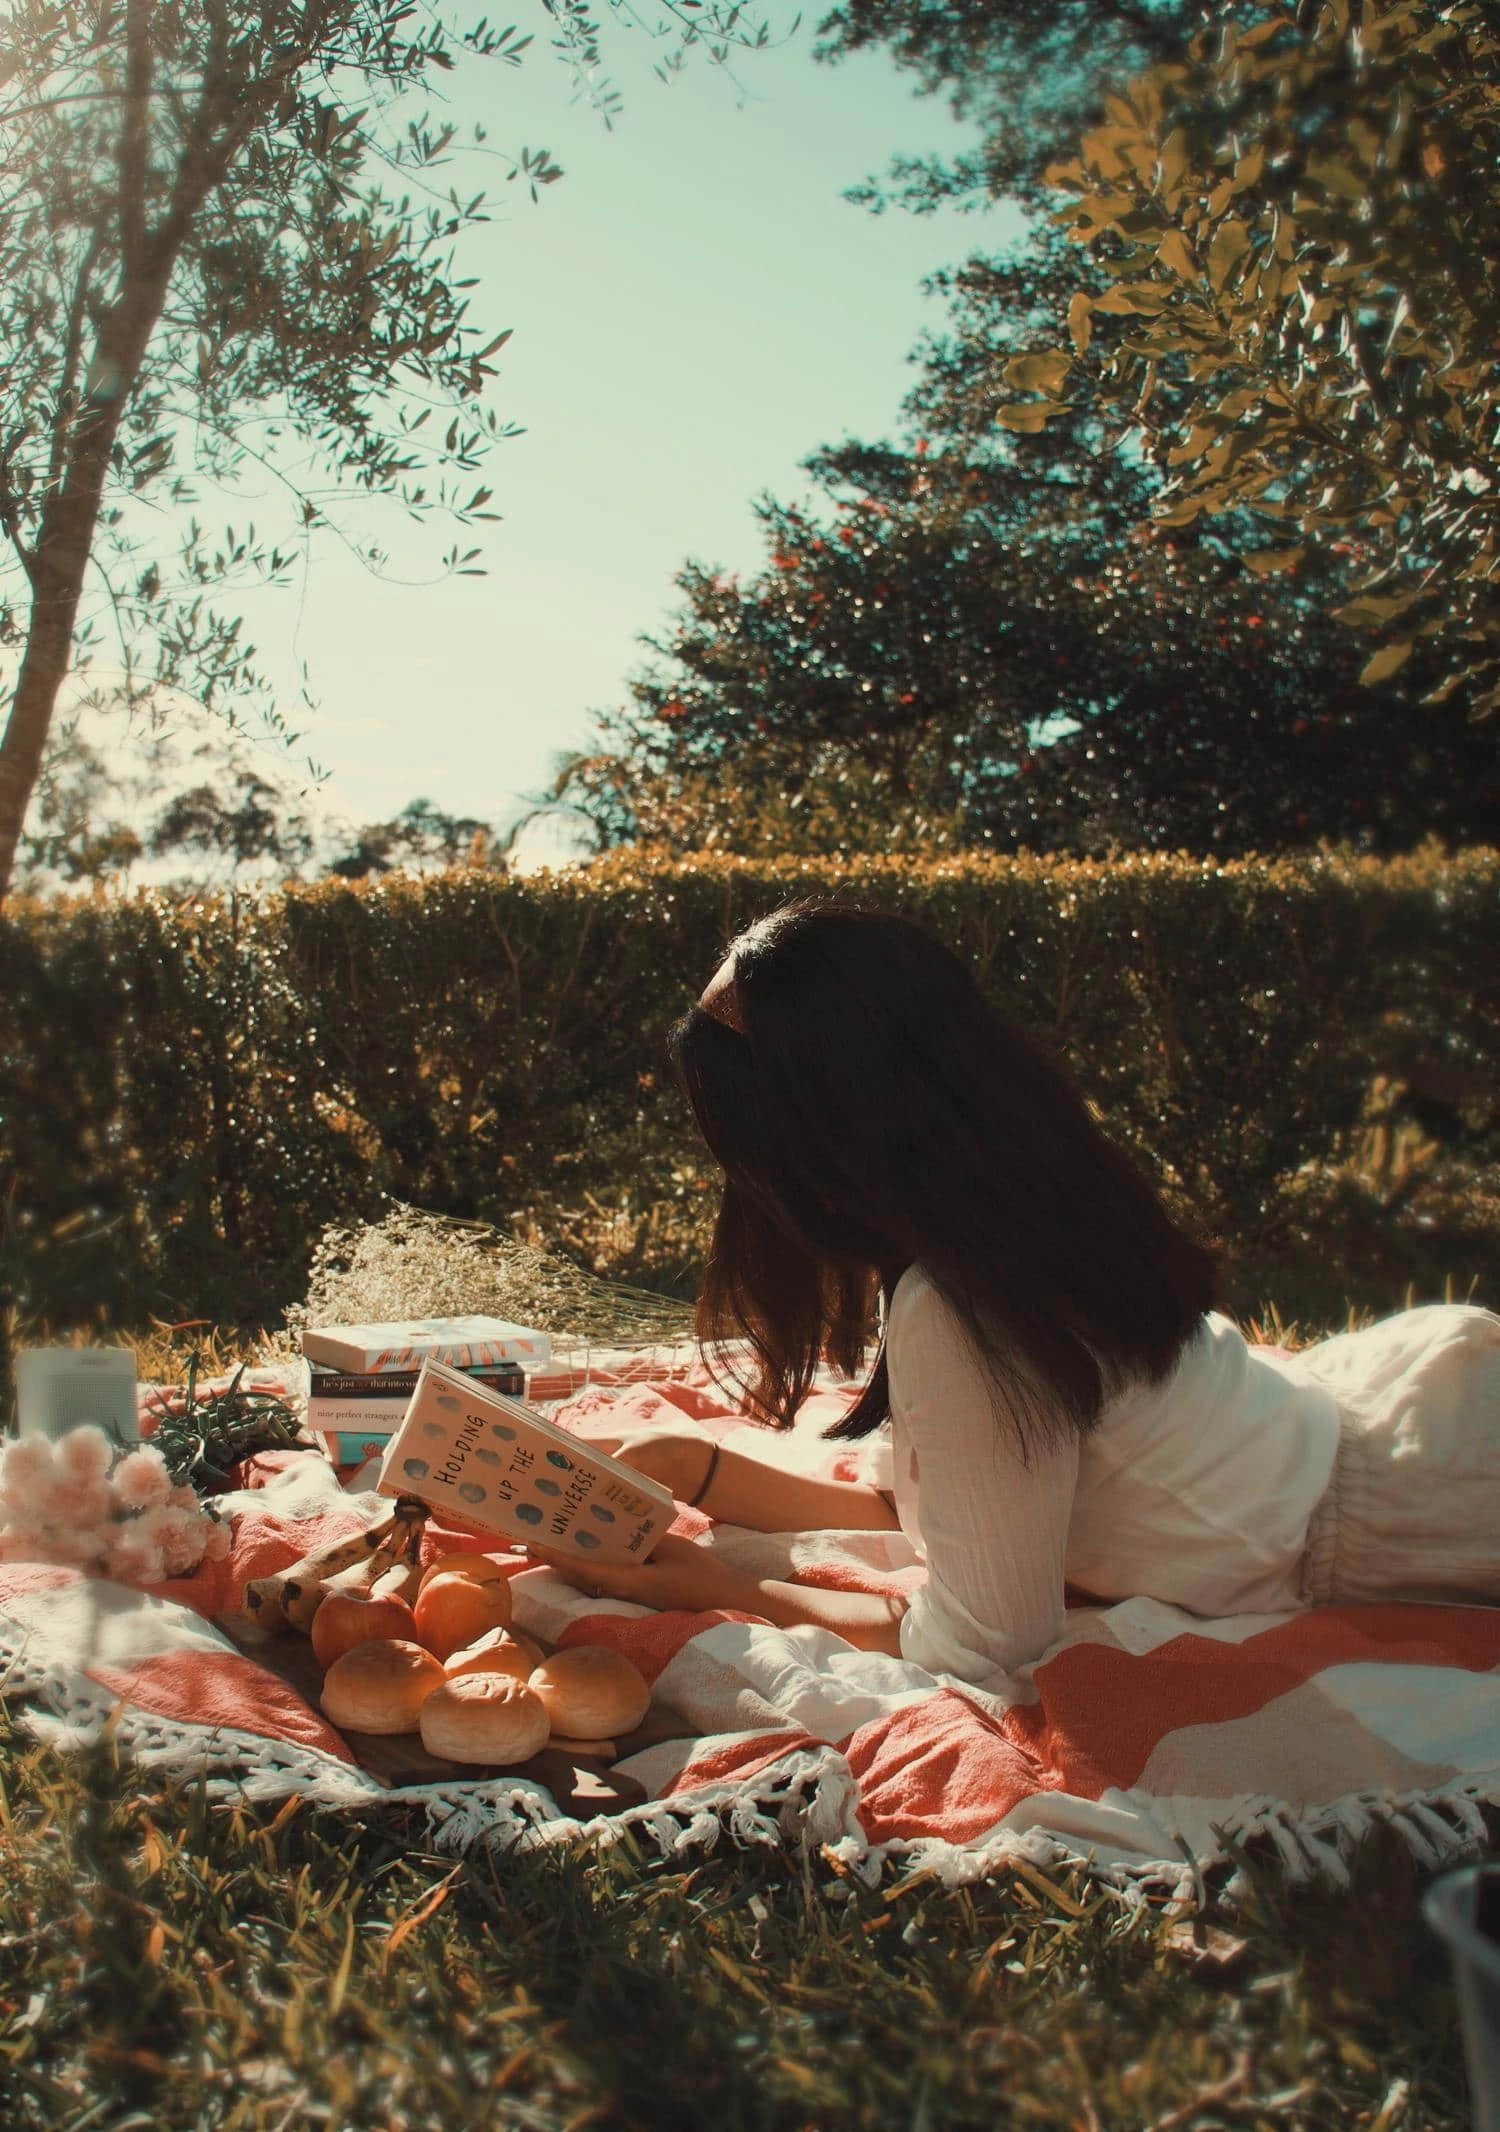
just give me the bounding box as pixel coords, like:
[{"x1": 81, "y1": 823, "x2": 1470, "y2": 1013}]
[{"x1": 3, "y1": 1348, "x2": 1500, "y2": 1901}]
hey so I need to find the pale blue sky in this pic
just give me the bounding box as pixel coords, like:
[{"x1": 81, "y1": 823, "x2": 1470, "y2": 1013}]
[{"x1": 220, "y1": 19, "x2": 1007, "y2": 854}]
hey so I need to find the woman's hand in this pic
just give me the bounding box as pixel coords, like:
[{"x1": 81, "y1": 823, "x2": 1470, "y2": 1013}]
[{"x1": 522, "y1": 1532, "x2": 755, "y2": 1615}]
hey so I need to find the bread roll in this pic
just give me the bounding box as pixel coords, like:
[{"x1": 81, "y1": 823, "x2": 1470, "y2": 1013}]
[
  {"x1": 443, "y1": 1626, "x2": 543, "y2": 1681},
  {"x1": 529, "y1": 1646, "x2": 650, "y2": 1740},
  {"x1": 419, "y1": 1673, "x2": 550, "y2": 1765},
  {"x1": 320, "y1": 1638, "x2": 444, "y2": 1734}
]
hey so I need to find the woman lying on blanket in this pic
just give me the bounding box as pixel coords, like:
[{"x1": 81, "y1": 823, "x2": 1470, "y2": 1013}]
[{"x1": 536, "y1": 901, "x2": 1500, "y2": 1688}]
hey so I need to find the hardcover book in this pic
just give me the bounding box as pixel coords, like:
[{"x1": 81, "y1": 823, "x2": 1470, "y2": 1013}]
[
  {"x1": 302, "y1": 1316, "x2": 551, "y2": 1375},
  {"x1": 377, "y1": 1359, "x2": 675, "y2": 1565},
  {"x1": 309, "y1": 1362, "x2": 525, "y2": 1401},
  {"x1": 306, "y1": 1396, "x2": 417, "y2": 1434}
]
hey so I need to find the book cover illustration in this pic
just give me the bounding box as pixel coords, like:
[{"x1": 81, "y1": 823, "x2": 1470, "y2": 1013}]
[
  {"x1": 302, "y1": 1316, "x2": 552, "y2": 1374},
  {"x1": 376, "y1": 1360, "x2": 675, "y2": 1565},
  {"x1": 318, "y1": 1430, "x2": 403, "y2": 1468}
]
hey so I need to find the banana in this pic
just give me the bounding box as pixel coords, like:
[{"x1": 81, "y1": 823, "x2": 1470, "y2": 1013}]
[
  {"x1": 370, "y1": 1516, "x2": 425, "y2": 1603},
  {"x1": 368, "y1": 1500, "x2": 428, "y2": 1605},
  {"x1": 284, "y1": 1526, "x2": 402, "y2": 1629},
  {"x1": 322, "y1": 1528, "x2": 404, "y2": 1597},
  {"x1": 370, "y1": 1559, "x2": 422, "y2": 1605},
  {"x1": 244, "y1": 1508, "x2": 398, "y2": 1629}
]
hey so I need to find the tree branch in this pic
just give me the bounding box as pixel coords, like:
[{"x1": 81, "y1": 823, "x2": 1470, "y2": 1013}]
[
  {"x1": 119, "y1": 0, "x2": 154, "y2": 284},
  {"x1": 0, "y1": 81, "x2": 202, "y2": 126},
  {"x1": 144, "y1": 1, "x2": 336, "y2": 280},
  {"x1": 0, "y1": 438, "x2": 36, "y2": 582},
  {"x1": 45, "y1": 227, "x2": 108, "y2": 504}
]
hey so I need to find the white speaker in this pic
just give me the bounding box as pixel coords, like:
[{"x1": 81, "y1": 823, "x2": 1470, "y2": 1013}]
[{"x1": 13, "y1": 1347, "x2": 139, "y2": 1446}]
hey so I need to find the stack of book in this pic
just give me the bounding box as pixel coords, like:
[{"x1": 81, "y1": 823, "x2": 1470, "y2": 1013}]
[{"x1": 301, "y1": 1315, "x2": 553, "y2": 1467}]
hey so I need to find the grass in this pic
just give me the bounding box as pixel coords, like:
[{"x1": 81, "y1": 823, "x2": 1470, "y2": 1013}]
[
  {"x1": 0, "y1": 1709, "x2": 1478, "y2": 2131},
  {"x1": 0, "y1": 1291, "x2": 1491, "y2": 2128}
]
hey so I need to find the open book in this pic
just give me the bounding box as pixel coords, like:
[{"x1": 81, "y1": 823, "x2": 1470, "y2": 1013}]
[{"x1": 376, "y1": 1358, "x2": 675, "y2": 1565}]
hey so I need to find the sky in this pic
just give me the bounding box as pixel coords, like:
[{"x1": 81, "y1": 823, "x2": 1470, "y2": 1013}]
[{"x1": 197, "y1": 13, "x2": 1009, "y2": 865}]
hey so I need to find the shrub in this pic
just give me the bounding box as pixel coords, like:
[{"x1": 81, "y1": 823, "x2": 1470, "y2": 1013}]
[{"x1": 3, "y1": 847, "x2": 1497, "y2": 1334}]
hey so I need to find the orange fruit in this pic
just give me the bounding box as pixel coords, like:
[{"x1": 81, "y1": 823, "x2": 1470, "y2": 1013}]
[
  {"x1": 311, "y1": 1590, "x2": 420, "y2": 1670},
  {"x1": 418, "y1": 1550, "x2": 516, "y2": 1595},
  {"x1": 413, "y1": 1571, "x2": 512, "y2": 1661}
]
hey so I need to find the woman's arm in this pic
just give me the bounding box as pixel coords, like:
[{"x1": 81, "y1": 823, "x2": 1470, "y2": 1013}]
[
  {"x1": 688, "y1": 1440, "x2": 900, "y2": 1533},
  {"x1": 528, "y1": 1533, "x2": 908, "y2": 1654},
  {"x1": 735, "y1": 1574, "x2": 907, "y2": 1653},
  {"x1": 888, "y1": 1271, "x2": 1078, "y2": 1679},
  {"x1": 570, "y1": 1427, "x2": 901, "y2": 1534}
]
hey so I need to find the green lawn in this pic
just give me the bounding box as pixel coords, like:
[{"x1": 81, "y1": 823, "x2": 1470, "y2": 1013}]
[
  {"x1": 0, "y1": 1706, "x2": 1478, "y2": 2130},
  {"x1": 0, "y1": 1303, "x2": 1489, "y2": 2129}
]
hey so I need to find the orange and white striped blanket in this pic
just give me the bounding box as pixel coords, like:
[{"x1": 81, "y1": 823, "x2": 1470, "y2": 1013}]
[{"x1": 3, "y1": 1354, "x2": 1500, "y2": 1897}]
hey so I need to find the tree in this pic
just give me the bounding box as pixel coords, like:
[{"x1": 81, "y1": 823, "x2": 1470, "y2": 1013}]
[
  {"x1": 816, "y1": 0, "x2": 1201, "y2": 208},
  {"x1": 14, "y1": 690, "x2": 511, "y2": 887},
  {"x1": 14, "y1": 710, "x2": 145, "y2": 885},
  {"x1": 326, "y1": 795, "x2": 497, "y2": 875},
  {"x1": 0, "y1": 0, "x2": 767, "y2": 902},
  {"x1": 555, "y1": 434, "x2": 1500, "y2": 857},
  {"x1": 150, "y1": 772, "x2": 315, "y2": 875},
  {"x1": 996, "y1": 0, "x2": 1500, "y2": 714}
]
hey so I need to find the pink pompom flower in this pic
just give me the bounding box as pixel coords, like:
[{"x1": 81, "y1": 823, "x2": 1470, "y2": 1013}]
[
  {"x1": 110, "y1": 1447, "x2": 173, "y2": 1512},
  {"x1": 0, "y1": 1524, "x2": 57, "y2": 1564},
  {"x1": 55, "y1": 1426, "x2": 115, "y2": 1484},
  {"x1": 49, "y1": 1479, "x2": 114, "y2": 1531},
  {"x1": 136, "y1": 1504, "x2": 209, "y2": 1578},
  {"x1": 41, "y1": 1521, "x2": 110, "y2": 1568},
  {"x1": 106, "y1": 1530, "x2": 167, "y2": 1588},
  {"x1": 0, "y1": 1436, "x2": 58, "y2": 1511}
]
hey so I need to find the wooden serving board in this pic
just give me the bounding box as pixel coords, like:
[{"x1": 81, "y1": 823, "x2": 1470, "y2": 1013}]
[{"x1": 217, "y1": 1613, "x2": 661, "y2": 1814}]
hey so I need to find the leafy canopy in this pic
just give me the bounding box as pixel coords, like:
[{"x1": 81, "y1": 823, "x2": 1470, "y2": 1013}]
[
  {"x1": 554, "y1": 428, "x2": 1500, "y2": 857},
  {"x1": 0, "y1": 1, "x2": 551, "y2": 727},
  {"x1": 817, "y1": 0, "x2": 1201, "y2": 209},
  {"x1": 996, "y1": 0, "x2": 1500, "y2": 712},
  {"x1": 0, "y1": 0, "x2": 770, "y2": 896}
]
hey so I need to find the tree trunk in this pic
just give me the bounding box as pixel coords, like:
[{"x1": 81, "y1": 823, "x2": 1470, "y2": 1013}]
[
  {"x1": 0, "y1": 8, "x2": 254, "y2": 904},
  {"x1": 0, "y1": 232, "x2": 193, "y2": 904},
  {"x1": 0, "y1": 417, "x2": 132, "y2": 903},
  {"x1": 0, "y1": 638, "x2": 70, "y2": 903}
]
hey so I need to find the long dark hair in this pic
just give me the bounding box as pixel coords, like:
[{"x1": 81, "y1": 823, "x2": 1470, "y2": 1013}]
[{"x1": 669, "y1": 900, "x2": 1217, "y2": 1454}]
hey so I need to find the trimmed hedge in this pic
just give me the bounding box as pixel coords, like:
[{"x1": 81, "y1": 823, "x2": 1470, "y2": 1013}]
[{"x1": 4, "y1": 848, "x2": 1498, "y2": 1333}]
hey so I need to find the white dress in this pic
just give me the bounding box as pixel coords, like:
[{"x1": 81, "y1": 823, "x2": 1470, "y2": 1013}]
[{"x1": 882, "y1": 1266, "x2": 1500, "y2": 1689}]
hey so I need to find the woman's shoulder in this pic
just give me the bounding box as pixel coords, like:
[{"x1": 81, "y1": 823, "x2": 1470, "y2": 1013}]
[
  {"x1": 888, "y1": 1262, "x2": 945, "y2": 1331},
  {"x1": 885, "y1": 1265, "x2": 990, "y2": 1424},
  {"x1": 893, "y1": 1267, "x2": 1223, "y2": 1348},
  {"x1": 887, "y1": 1265, "x2": 975, "y2": 1373}
]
